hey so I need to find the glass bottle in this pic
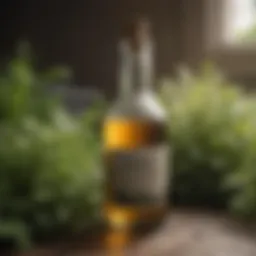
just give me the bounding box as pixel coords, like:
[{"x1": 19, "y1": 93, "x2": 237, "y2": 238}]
[{"x1": 103, "y1": 18, "x2": 170, "y2": 231}]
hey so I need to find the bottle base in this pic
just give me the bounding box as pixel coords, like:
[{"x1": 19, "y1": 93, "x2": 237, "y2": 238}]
[{"x1": 103, "y1": 203, "x2": 168, "y2": 232}]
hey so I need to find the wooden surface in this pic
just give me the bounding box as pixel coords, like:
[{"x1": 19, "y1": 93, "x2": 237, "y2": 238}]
[{"x1": 18, "y1": 209, "x2": 256, "y2": 256}]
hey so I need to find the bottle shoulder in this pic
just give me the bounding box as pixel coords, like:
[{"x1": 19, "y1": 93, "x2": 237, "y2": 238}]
[{"x1": 106, "y1": 91, "x2": 166, "y2": 122}]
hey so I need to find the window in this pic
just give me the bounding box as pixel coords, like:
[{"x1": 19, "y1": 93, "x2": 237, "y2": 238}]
[
  {"x1": 225, "y1": 0, "x2": 256, "y2": 45},
  {"x1": 205, "y1": 0, "x2": 256, "y2": 77}
]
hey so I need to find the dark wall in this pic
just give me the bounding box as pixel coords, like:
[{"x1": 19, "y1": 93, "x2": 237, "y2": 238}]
[
  {"x1": 180, "y1": 0, "x2": 207, "y2": 67},
  {"x1": 0, "y1": 0, "x2": 23, "y2": 59},
  {"x1": 0, "y1": 0, "x2": 182, "y2": 98}
]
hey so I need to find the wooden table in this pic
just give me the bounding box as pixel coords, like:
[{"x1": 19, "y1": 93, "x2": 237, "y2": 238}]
[{"x1": 18, "y1": 209, "x2": 256, "y2": 256}]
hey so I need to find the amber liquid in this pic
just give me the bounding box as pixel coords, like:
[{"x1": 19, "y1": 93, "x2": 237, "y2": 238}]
[{"x1": 103, "y1": 119, "x2": 168, "y2": 230}]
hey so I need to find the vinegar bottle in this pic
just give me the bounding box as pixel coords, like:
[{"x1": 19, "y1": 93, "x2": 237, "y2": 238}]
[{"x1": 103, "y1": 18, "x2": 170, "y2": 231}]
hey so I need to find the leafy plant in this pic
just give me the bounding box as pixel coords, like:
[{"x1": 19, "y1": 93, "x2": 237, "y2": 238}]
[
  {"x1": 159, "y1": 63, "x2": 256, "y2": 210},
  {"x1": 0, "y1": 44, "x2": 103, "y2": 250}
]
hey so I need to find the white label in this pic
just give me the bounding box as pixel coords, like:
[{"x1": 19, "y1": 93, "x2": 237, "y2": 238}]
[{"x1": 109, "y1": 145, "x2": 170, "y2": 204}]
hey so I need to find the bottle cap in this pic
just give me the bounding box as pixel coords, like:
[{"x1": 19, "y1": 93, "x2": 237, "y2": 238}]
[{"x1": 123, "y1": 16, "x2": 152, "y2": 52}]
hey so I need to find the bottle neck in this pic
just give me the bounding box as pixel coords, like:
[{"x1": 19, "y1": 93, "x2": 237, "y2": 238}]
[
  {"x1": 117, "y1": 40, "x2": 155, "y2": 101},
  {"x1": 132, "y1": 41, "x2": 154, "y2": 94},
  {"x1": 117, "y1": 40, "x2": 133, "y2": 100}
]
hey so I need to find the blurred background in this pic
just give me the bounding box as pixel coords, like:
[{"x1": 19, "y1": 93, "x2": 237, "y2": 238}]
[
  {"x1": 2, "y1": 0, "x2": 256, "y2": 99},
  {"x1": 1, "y1": 0, "x2": 256, "y2": 254}
]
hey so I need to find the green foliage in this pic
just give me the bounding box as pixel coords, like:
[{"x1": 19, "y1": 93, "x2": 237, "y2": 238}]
[
  {"x1": 0, "y1": 42, "x2": 70, "y2": 123},
  {"x1": 159, "y1": 63, "x2": 256, "y2": 214},
  {"x1": 236, "y1": 25, "x2": 256, "y2": 43},
  {"x1": 0, "y1": 44, "x2": 102, "y2": 250}
]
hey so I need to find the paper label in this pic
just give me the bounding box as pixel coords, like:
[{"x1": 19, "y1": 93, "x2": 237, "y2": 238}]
[{"x1": 106, "y1": 145, "x2": 170, "y2": 205}]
